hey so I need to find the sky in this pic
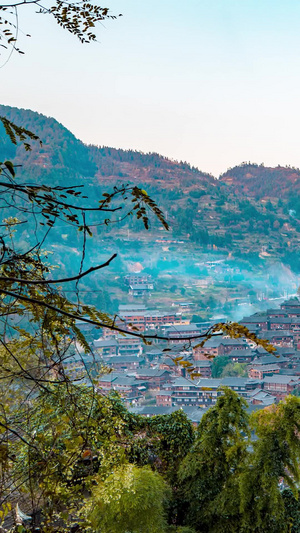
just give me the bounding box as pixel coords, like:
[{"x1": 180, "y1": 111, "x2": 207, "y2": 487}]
[{"x1": 2, "y1": 0, "x2": 300, "y2": 176}]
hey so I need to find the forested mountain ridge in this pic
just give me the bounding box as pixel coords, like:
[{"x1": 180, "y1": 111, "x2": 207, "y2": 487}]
[
  {"x1": 0, "y1": 104, "x2": 97, "y2": 183},
  {"x1": 0, "y1": 104, "x2": 215, "y2": 188},
  {"x1": 220, "y1": 162, "x2": 300, "y2": 200},
  {"x1": 0, "y1": 104, "x2": 299, "y2": 270},
  {"x1": 2, "y1": 105, "x2": 299, "y2": 199}
]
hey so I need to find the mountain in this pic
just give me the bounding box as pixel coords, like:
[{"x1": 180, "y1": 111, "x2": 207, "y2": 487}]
[
  {"x1": 0, "y1": 104, "x2": 97, "y2": 184},
  {"x1": 220, "y1": 163, "x2": 300, "y2": 201},
  {"x1": 0, "y1": 105, "x2": 299, "y2": 271},
  {"x1": 0, "y1": 105, "x2": 215, "y2": 188}
]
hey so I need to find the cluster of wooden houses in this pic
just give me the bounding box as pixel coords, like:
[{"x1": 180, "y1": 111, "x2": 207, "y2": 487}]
[{"x1": 66, "y1": 297, "x2": 300, "y2": 422}]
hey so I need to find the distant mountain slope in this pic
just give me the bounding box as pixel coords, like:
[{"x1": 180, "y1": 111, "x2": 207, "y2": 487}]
[
  {"x1": 0, "y1": 105, "x2": 215, "y2": 189},
  {"x1": 0, "y1": 105, "x2": 96, "y2": 182},
  {"x1": 88, "y1": 145, "x2": 216, "y2": 189},
  {"x1": 0, "y1": 105, "x2": 299, "y2": 271},
  {"x1": 220, "y1": 163, "x2": 300, "y2": 200}
]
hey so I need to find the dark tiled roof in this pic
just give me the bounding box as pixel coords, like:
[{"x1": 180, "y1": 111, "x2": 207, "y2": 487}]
[
  {"x1": 221, "y1": 377, "x2": 259, "y2": 388},
  {"x1": 267, "y1": 308, "x2": 288, "y2": 315},
  {"x1": 119, "y1": 304, "x2": 147, "y2": 311},
  {"x1": 281, "y1": 298, "x2": 300, "y2": 307},
  {"x1": 269, "y1": 317, "x2": 291, "y2": 324},
  {"x1": 197, "y1": 337, "x2": 222, "y2": 348},
  {"x1": 264, "y1": 375, "x2": 300, "y2": 384},
  {"x1": 220, "y1": 338, "x2": 247, "y2": 346},
  {"x1": 114, "y1": 376, "x2": 146, "y2": 386},
  {"x1": 253, "y1": 355, "x2": 288, "y2": 365},
  {"x1": 136, "y1": 369, "x2": 171, "y2": 377},
  {"x1": 279, "y1": 368, "x2": 300, "y2": 375},
  {"x1": 170, "y1": 377, "x2": 200, "y2": 388},
  {"x1": 94, "y1": 338, "x2": 118, "y2": 348},
  {"x1": 130, "y1": 406, "x2": 177, "y2": 416},
  {"x1": 165, "y1": 324, "x2": 201, "y2": 333},
  {"x1": 263, "y1": 330, "x2": 293, "y2": 337},
  {"x1": 246, "y1": 404, "x2": 270, "y2": 414},
  {"x1": 146, "y1": 349, "x2": 163, "y2": 355},
  {"x1": 197, "y1": 378, "x2": 222, "y2": 388},
  {"x1": 250, "y1": 364, "x2": 280, "y2": 371},
  {"x1": 181, "y1": 406, "x2": 208, "y2": 422},
  {"x1": 228, "y1": 349, "x2": 255, "y2": 357},
  {"x1": 240, "y1": 315, "x2": 268, "y2": 323},
  {"x1": 107, "y1": 355, "x2": 145, "y2": 364},
  {"x1": 275, "y1": 347, "x2": 296, "y2": 355}
]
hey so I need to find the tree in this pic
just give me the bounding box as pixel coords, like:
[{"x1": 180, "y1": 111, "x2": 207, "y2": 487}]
[
  {"x1": 221, "y1": 362, "x2": 248, "y2": 377},
  {"x1": 0, "y1": 0, "x2": 121, "y2": 60},
  {"x1": 129, "y1": 410, "x2": 195, "y2": 484},
  {"x1": 178, "y1": 389, "x2": 250, "y2": 532},
  {"x1": 282, "y1": 489, "x2": 300, "y2": 533},
  {"x1": 177, "y1": 392, "x2": 300, "y2": 533},
  {"x1": 8, "y1": 382, "x2": 195, "y2": 531},
  {"x1": 239, "y1": 397, "x2": 300, "y2": 533},
  {"x1": 190, "y1": 314, "x2": 205, "y2": 323},
  {"x1": 211, "y1": 355, "x2": 230, "y2": 377},
  {"x1": 89, "y1": 464, "x2": 170, "y2": 533},
  {"x1": 8, "y1": 385, "x2": 130, "y2": 528}
]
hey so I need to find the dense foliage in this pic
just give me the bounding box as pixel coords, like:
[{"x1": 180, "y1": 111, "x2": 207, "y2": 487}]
[{"x1": 4, "y1": 387, "x2": 300, "y2": 532}]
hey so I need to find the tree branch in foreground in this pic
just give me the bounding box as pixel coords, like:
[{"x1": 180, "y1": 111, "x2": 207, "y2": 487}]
[
  {"x1": 0, "y1": 287, "x2": 221, "y2": 342},
  {"x1": 0, "y1": 253, "x2": 117, "y2": 285}
]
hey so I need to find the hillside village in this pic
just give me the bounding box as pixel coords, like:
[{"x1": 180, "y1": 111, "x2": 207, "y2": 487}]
[{"x1": 67, "y1": 294, "x2": 300, "y2": 425}]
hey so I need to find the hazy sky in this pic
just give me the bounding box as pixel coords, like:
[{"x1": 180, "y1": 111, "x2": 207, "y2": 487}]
[{"x1": 2, "y1": 0, "x2": 300, "y2": 175}]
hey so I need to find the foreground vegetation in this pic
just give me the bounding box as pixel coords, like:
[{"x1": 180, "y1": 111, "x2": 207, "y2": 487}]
[{"x1": 2, "y1": 387, "x2": 300, "y2": 532}]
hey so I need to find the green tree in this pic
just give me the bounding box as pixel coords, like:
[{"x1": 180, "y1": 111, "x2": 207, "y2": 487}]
[
  {"x1": 8, "y1": 385, "x2": 130, "y2": 526},
  {"x1": 178, "y1": 389, "x2": 249, "y2": 532},
  {"x1": 130, "y1": 410, "x2": 195, "y2": 483},
  {"x1": 239, "y1": 397, "x2": 300, "y2": 533},
  {"x1": 221, "y1": 362, "x2": 248, "y2": 377},
  {"x1": 89, "y1": 464, "x2": 170, "y2": 533},
  {"x1": 211, "y1": 355, "x2": 230, "y2": 377},
  {"x1": 282, "y1": 489, "x2": 300, "y2": 533},
  {"x1": 190, "y1": 314, "x2": 205, "y2": 323}
]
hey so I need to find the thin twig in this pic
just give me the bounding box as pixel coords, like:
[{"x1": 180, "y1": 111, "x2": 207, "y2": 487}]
[
  {"x1": 0, "y1": 253, "x2": 117, "y2": 285},
  {"x1": 0, "y1": 287, "x2": 218, "y2": 342}
]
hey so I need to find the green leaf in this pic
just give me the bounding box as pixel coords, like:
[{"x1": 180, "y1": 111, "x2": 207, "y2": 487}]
[{"x1": 4, "y1": 160, "x2": 15, "y2": 177}]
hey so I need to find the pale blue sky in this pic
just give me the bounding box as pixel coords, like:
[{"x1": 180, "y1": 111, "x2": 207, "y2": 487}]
[{"x1": 2, "y1": 0, "x2": 300, "y2": 175}]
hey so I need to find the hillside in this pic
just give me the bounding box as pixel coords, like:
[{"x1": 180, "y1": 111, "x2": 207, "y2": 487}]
[
  {"x1": 0, "y1": 105, "x2": 299, "y2": 271},
  {"x1": 0, "y1": 105, "x2": 215, "y2": 188},
  {"x1": 220, "y1": 163, "x2": 300, "y2": 201}
]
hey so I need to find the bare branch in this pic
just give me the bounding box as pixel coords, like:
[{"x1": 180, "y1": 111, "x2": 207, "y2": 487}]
[
  {"x1": 0, "y1": 287, "x2": 218, "y2": 342},
  {"x1": 0, "y1": 420, "x2": 40, "y2": 452},
  {"x1": 0, "y1": 253, "x2": 117, "y2": 285},
  {"x1": 0, "y1": 181, "x2": 122, "y2": 212}
]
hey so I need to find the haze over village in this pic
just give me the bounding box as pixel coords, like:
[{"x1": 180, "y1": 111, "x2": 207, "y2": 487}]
[{"x1": 70, "y1": 270, "x2": 300, "y2": 424}]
